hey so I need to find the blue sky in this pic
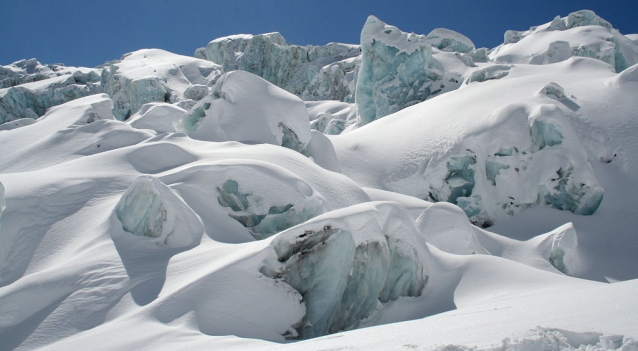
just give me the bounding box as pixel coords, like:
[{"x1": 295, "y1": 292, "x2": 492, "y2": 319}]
[{"x1": 2, "y1": 0, "x2": 638, "y2": 68}]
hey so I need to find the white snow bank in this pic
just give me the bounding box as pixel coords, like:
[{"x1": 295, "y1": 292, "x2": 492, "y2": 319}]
[
  {"x1": 490, "y1": 10, "x2": 638, "y2": 73},
  {"x1": 161, "y1": 159, "x2": 328, "y2": 242},
  {"x1": 126, "y1": 102, "x2": 185, "y2": 134},
  {"x1": 181, "y1": 71, "x2": 311, "y2": 152}
]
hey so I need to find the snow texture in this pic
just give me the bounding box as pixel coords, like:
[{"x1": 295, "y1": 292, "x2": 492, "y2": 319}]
[
  {"x1": 180, "y1": 70, "x2": 311, "y2": 152},
  {"x1": 491, "y1": 10, "x2": 638, "y2": 73},
  {"x1": 0, "y1": 8, "x2": 638, "y2": 351}
]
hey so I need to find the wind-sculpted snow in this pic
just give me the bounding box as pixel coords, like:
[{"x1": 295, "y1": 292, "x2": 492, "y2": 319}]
[
  {"x1": 181, "y1": 70, "x2": 311, "y2": 152},
  {"x1": 261, "y1": 202, "x2": 428, "y2": 339},
  {"x1": 160, "y1": 159, "x2": 328, "y2": 242},
  {"x1": 414, "y1": 200, "x2": 583, "y2": 276},
  {"x1": 196, "y1": 33, "x2": 362, "y2": 102},
  {"x1": 101, "y1": 49, "x2": 221, "y2": 120},
  {"x1": 491, "y1": 10, "x2": 638, "y2": 73},
  {"x1": 416, "y1": 202, "x2": 489, "y2": 255},
  {"x1": 126, "y1": 102, "x2": 186, "y2": 134},
  {"x1": 355, "y1": 16, "x2": 468, "y2": 125},
  {"x1": 2, "y1": 9, "x2": 638, "y2": 351},
  {"x1": 425, "y1": 28, "x2": 475, "y2": 53}
]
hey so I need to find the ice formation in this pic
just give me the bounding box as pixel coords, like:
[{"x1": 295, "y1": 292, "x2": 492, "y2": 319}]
[
  {"x1": 355, "y1": 16, "x2": 466, "y2": 125},
  {"x1": 196, "y1": 33, "x2": 361, "y2": 101},
  {"x1": 0, "y1": 60, "x2": 102, "y2": 123},
  {"x1": 1, "y1": 8, "x2": 638, "y2": 350},
  {"x1": 532, "y1": 223, "x2": 580, "y2": 275},
  {"x1": 490, "y1": 10, "x2": 638, "y2": 73},
  {"x1": 180, "y1": 70, "x2": 311, "y2": 152},
  {"x1": 425, "y1": 28, "x2": 475, "y2": 53},
  {"x1": 114, "y1": 175, "x2": 203, "y2": 248},
  {"x1": 101, "y1": 49, "x2": 221, "y2": 120},
  {"x1": 261, "y1": 202, "x2": 428, "y2": 338},
  {"x1": 161, "y1": 160, "x2": 329, "y2": 241}
]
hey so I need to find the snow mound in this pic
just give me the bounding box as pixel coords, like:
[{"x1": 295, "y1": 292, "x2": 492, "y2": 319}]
[
  {"x1": 113, "y1": 175, "x2": 203, "y2": 248},
  {"x1": 181, "y1": 70, "x2": 311, "y2": 152},
  {"x1": 425, "y1": 28, "x2": 475, "y2": 53},
  {"x1": 416, "y1": 202, "x2": 489, "y2": 255},
  {"x1": 101, "y1": 49, "x2": 221, "y2": 120},
  {"x1": 162, "y1": 159, "x2": 328, "y2": 241},
  {"x1": 126, "y1": 102, "x2": 186, "y2": 134},
  {"x1": 306, "y1": 100, "x2": 357, "y2": 135},
  {"x1": 529, "y1": 223, "x2": 580, "y2": 275},
  {"x1": 262, "y1": 201, "x2": 429, "y2": 339},
  {"x1": 491, "y1": 10, "x2": 638, "y2": 73},
  {"x1": 302, "y1": 130, "x2": 341, "y2": 173},
  {"x1": 0, "y1": 118, "x2": 35, "y2": 131}
]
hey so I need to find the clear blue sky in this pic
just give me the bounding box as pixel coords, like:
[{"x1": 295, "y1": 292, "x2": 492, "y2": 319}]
[{"x1": 2, "y1": 0, "x2": 638, "y2": 68}]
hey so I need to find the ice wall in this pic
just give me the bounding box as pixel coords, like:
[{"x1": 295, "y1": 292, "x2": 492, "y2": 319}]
[
  {"x1": 262, "y1": 202, "x2": 429, "y2": 338},
  {"x1": 355, "y1": 16, "x2": 466, "y2": 125},
  {"x1": 0, "y1": 61, "x2": 103, "y2": 123},
  {"x1": 197, "y1": 33, "x2": 362, "y2": 101},
  {"x1": 101, "y1": 49, "x2": 221, "y2": 120}
]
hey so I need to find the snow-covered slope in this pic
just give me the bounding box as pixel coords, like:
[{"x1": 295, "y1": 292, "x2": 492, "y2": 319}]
[{"x1": 1, "y1": 8, "x2": 637, "y2": 351}]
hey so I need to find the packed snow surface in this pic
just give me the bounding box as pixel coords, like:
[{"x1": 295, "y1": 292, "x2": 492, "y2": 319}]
[{"x1": 1, "y1": 8, "x2": 637, "y2": 351}]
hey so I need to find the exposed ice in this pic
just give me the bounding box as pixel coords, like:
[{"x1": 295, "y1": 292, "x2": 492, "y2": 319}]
[
  {"x1": 356, "y1": 16, "x2": 462, "y2": 125},
  {"x1": 262, "y1": 202, "x2": 429, "y2": 338},
  {"x1": 197, "y1": 33, "x2": 362, "y2": 101},
  {"x1": 114, "y1": 175, "x2": 203, "y2": 248},
  {"x1": 0, "y1": 68, "x2": 103, "y2": 123},
  {"x1": 180, "y1": 70, "x2": 311, "y2": 152},
  {"x1": 386, "y1": 103, "x2": 603, "y2": 226},
  {"x1": 161, "y1": 160, "x2": 329, "y2": 241},
  {"x1": 490, "y1": 10, "x2": 638, "y2": 73},
  {"x1": 101, "y1": 49, "x2": 221, "y2": 120}
]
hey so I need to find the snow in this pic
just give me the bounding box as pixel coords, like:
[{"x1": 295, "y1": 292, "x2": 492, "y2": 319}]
[
  {"x1": 1, "y1": 8, "x2": 637, "y2": 351},
  {"x1": 490, "y1": 10, "x2": 638, "y2": 73},
  {"x1": 180, "y1": 70, "x2": 311, "y2": 152}
]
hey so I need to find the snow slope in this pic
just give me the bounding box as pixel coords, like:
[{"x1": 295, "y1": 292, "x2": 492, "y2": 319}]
[{"x1": 1, "y1": 8, "x2": 637, "y2": 351}]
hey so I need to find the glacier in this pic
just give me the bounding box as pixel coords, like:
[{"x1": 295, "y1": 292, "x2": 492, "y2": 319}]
[
  {"x1": 195, "y1": 33, "x2": 362, "y2": 102},
  {"x1": 0, "y1": 7, "x2": 638, "y2": 351}
]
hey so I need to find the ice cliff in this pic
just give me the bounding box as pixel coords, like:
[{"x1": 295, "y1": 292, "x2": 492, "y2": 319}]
[
  {"x1": 261, "y1": 201, "x2": 429, "y2": 338},
  {"x1": 195, "y1": 33, "x2": 362, "y2": 102}
]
